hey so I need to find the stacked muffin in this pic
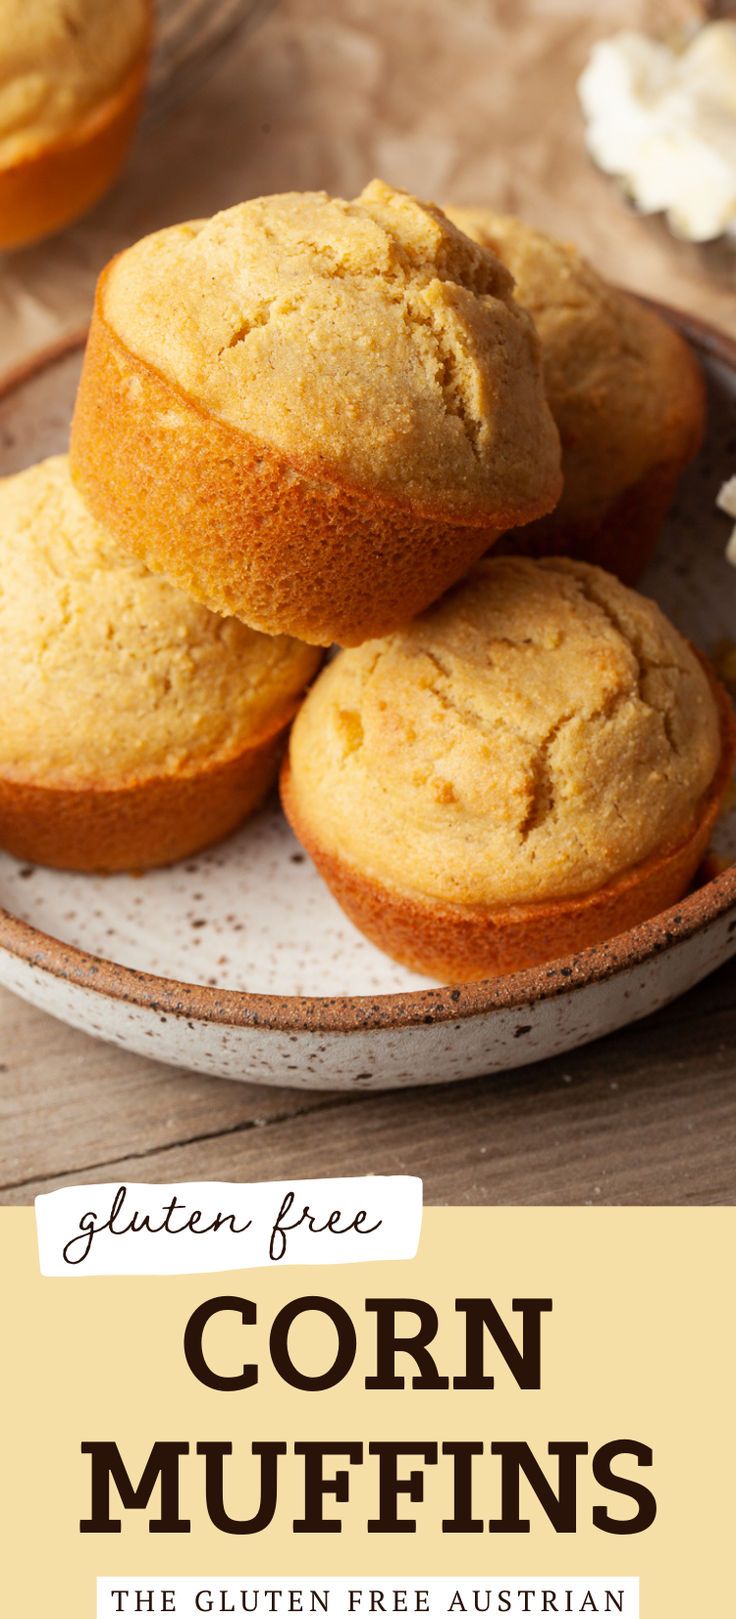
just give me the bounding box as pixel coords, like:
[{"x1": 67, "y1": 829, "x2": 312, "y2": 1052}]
[{"x1": 2, "y1": 181, "x2": 733, "y2": 979}]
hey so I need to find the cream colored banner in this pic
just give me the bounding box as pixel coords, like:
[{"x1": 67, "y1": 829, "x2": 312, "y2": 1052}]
[{"x1": 1, "y1": 1208, "x2": 732, "y2": 1616}]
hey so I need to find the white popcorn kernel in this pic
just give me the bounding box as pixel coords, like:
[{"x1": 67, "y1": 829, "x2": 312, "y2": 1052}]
[{"x1": 578, "y1": 22, "x2": 736, "y2": 243}]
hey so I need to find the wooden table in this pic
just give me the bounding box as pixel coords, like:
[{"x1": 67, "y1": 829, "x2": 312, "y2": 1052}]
[
  {"x1": 2, "y1": 957, "x2": 734, "y2": 1205},
  {"x1": 1, "y1": 0, "x2": 734, "y2": 1204}
]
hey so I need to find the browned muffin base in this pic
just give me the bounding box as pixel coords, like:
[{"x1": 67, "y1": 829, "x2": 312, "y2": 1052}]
[
  {"x1": 0, "y1": 729, "x2": 287, "y2": 874},
  {"x1": 499, "y1": 453, "x2": 700, "y2": 585},
  {"x1": 281, "y1": 676, "x2": 735, "y2": 982}
]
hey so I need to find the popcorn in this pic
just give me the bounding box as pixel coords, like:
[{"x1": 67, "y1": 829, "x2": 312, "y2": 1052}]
[
  {"x1": 716, "y1": 475, "x2": 736, "y2": 565},
  {"x1": 578, "y1": 22, "x2": 736, "y2": 243}
]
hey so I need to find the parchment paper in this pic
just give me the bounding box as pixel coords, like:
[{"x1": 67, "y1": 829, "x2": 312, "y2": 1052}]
[{"x1": 1, "y1": 0, "x2": 733, "y2": 374}]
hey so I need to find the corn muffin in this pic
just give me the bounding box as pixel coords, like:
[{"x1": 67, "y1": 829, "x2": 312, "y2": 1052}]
[
  {"x1": 282, "y1": 557, "x2": 734, "y2": 980},
  {"x1": 70, "y1": 181, "x2": 562, "y2": 647},
  {"x1": 0, "y1": 456, "x2": 321, "y2": 872},
  {"x1": 0, "y1": 0, "x2": 150, "y2": 250},
  {"x1": 447, "y1": 207, "x2": 705, "y2": 583}
]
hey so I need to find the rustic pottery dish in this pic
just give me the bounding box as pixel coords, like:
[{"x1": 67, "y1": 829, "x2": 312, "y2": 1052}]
[{"x1": 0, "y1": 310, "x2": 733, "y2": 1089}]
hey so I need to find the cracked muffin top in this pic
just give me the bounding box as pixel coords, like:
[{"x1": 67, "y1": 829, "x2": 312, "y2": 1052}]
[
  {"x1": 446, "y1": 206, "x2": 704, "y2": 532},
  {"x1": 0, "y1": 456, "x2": 320, "y2": 788},
  {"x1": 286, "y1": 556, "x2": 723, "y2": 906},
  {"x1": 0, "y1": 0, "x2": 148, "y2": 166},
  {"x1": 100, "y1": 180, "x2": 561, "y2": 523}
]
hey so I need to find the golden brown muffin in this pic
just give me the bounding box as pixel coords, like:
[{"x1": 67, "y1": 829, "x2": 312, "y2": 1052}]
[
  {"x1": 0, "y1": 0, "x2": 150, "y2": 251},
  {"x1": 282, "y1": 557, "x2": 734, "y2": 981},
  {"x1": 0, "y1": 456, "x2": 321, "y2": 872},
  {"x1": 446, "y1": 207, "x2": 705, "y2": 583},
  {"x1": 70, "y1": 181, "x2": 562, "y2": 647}
]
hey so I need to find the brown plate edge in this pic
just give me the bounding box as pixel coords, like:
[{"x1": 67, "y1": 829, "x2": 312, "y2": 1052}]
[{"x1": 0, "y1": 307, "x2": 734, "y2": 1037}]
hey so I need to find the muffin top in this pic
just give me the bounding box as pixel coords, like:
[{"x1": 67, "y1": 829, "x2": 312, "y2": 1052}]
[
  {"x1": 0, "y1": 457, "x2": 320, "y2": 788},
  {"x1": 0, "y1": 0, "x2": 148, "y2": 166},
  {"x1": 288, "y1": 557, "x2": 723, "y2": 907},
  {"x1": 446, "y1": 207, "x2": 704, "y2": 529},
  {"x1": 101, "y1": 180, "x2": 561, "y2": 523}
]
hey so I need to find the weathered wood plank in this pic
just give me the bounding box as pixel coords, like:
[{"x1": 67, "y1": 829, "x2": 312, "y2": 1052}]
[
  {"x1": 0, "y1": 990, "x2": 331, "y2": 1191},
  {"x1": 2, "y1": 960, "x2": 734, "y2": 1205}
]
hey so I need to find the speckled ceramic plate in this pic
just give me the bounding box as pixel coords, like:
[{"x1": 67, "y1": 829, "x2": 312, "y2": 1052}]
[{"x1": 0, "y1": 312, "x2": 734, "y2": 1089}]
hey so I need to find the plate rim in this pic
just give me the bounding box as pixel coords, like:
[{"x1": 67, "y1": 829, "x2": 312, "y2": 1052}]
[{"x1": 1, "y1": 307, "x2": 734, "y2": 1037}]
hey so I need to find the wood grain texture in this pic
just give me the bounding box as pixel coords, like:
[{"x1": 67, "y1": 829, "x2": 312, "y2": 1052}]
[{"x1": 1, "y1": 958, "x2": 734, "y2": 1205}]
